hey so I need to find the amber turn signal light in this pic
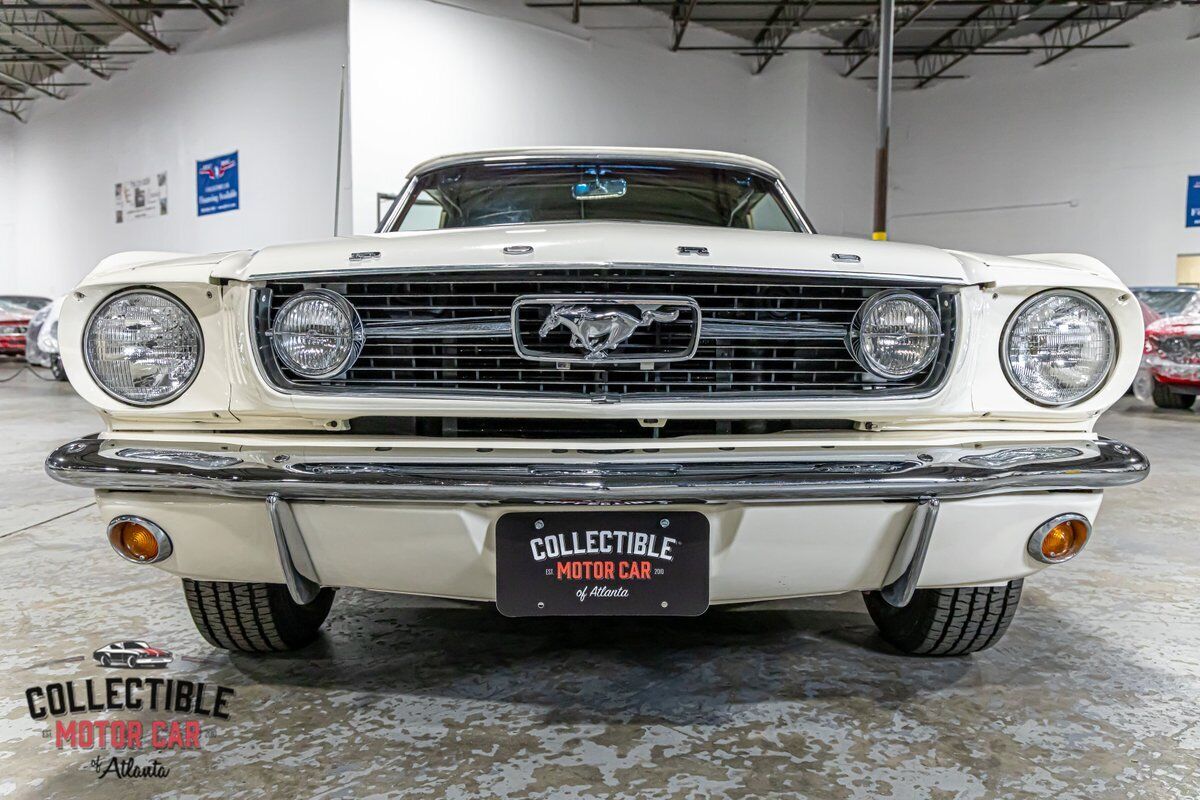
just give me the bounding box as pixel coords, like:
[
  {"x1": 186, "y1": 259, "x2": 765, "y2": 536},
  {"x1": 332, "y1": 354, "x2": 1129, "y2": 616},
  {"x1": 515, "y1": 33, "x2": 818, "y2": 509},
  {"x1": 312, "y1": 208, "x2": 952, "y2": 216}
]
[
  {"x1": 107, "y1": 516, "x2": 172, "y2": 564},
  {"x1": 1027, "y1": 514, "x2": 1090, "y2": 564}
]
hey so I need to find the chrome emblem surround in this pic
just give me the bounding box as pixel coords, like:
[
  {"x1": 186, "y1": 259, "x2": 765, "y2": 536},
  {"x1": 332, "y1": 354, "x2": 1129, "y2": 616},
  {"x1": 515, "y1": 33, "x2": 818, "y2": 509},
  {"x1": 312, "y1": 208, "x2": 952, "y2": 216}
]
[{"x1": 512, "y1": 295, "x2": 701, "y2": 365}]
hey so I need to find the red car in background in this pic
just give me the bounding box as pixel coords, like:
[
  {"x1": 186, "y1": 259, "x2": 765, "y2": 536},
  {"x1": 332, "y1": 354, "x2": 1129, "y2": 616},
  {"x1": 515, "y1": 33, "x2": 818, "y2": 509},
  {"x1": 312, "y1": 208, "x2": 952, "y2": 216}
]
[
  {"x1": 0, "y1": 296, "x2": 51, "y2": 358},
  {"x1": 1143, "y1": 314, "x2": 1200, "y2": 409}
]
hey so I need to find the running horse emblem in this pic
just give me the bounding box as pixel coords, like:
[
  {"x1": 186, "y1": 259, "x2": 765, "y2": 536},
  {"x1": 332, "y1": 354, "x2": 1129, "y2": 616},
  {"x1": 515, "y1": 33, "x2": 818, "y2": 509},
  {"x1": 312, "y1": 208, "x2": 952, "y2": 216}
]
[{"x1": 538, "y1": 304, "x2": 681, "y2": 361}]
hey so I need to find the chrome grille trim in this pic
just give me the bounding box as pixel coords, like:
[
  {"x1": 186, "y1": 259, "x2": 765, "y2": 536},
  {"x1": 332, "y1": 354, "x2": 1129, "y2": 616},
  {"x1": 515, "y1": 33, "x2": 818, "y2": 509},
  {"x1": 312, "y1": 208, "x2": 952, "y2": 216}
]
[{"x1": 252, "y1": 266, "x2": 958, "y2": 400}]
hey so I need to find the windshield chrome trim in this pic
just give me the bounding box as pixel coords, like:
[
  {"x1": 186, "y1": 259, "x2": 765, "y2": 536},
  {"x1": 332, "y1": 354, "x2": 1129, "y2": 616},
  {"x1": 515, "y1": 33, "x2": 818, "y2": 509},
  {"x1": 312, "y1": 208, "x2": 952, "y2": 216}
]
[
  {"x1": 407, "y1": 151, "x2": 786, "y2": 180},
  {"x1": 379, "y1": 158, "x2": 814, "y2": 234}
]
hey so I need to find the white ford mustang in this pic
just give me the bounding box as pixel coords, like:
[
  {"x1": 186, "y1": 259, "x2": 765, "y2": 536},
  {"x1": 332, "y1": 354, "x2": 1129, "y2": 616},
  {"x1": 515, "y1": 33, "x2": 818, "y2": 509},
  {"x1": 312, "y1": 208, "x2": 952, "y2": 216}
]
[{"x1": 47, "y1": 148, "x2": 1148, "y2": 656}]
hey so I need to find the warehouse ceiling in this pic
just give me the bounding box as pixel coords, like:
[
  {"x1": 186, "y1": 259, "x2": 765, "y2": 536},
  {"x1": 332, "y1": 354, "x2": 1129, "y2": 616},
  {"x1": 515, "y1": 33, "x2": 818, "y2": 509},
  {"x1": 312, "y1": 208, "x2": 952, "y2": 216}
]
[
  {"x1": 526, "y1": 0, "x2": 1195, "y2": 85},
  {"x1": 0, "y1": 0, "x2": 243, "y2": 121}
]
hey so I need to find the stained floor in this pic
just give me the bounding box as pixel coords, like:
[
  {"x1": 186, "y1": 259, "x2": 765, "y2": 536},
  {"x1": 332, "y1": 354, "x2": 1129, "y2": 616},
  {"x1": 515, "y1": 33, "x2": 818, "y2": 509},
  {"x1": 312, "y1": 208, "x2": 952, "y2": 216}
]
[{"x1": 0, "y1": 368, "x2": 1197, "y2": 799}]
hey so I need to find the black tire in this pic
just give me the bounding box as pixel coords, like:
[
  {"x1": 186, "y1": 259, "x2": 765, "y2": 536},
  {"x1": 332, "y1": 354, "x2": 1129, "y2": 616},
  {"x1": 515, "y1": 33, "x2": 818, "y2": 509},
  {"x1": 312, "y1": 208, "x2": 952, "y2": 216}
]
[
  {"x1": 182, "y1": 579, "x2": 335, "y2": 653},
  {"x1": 127, "y1": 655, "x2": 138, "y2": 668},
  {"x1": 99, "y1": 654, "x2": 111, "y2": 667},
  {"x1": 863, "y1": 580, "x2": 1023, "y2": 656},
  {"x1": 1152, "y1": 379, "x2": 1195, "y2": 409},
  {"x1": 50, "y1": 356, "x2": 67, "y2": 382}
]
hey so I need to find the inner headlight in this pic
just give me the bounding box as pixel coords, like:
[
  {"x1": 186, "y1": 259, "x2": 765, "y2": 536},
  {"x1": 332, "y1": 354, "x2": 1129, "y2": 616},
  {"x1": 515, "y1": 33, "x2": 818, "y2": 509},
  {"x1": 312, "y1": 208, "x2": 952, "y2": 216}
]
[
  {"x1": 1003, "y1": 290, "x2": 1115, "y2": 406},
  {"x1": 84, "y1": 289, "x2": 203, "y2": 406},
  {"x1": 852, "y1": 290, "x2": 942, "y2": 379},
  {"x1": 270, "y1": 289, "x2": 362, "y2": 378}
]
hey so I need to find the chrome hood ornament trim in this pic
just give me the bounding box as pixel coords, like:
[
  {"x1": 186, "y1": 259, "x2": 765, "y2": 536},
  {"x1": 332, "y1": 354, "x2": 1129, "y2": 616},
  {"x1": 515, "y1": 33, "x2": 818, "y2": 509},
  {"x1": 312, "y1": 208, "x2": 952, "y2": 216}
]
[
  {"x1": 512, "y1": 295, "x2": 701, "y2": 365},
  {"x1": 539, "y1": 304, "x2": 680, "y2": 361}
]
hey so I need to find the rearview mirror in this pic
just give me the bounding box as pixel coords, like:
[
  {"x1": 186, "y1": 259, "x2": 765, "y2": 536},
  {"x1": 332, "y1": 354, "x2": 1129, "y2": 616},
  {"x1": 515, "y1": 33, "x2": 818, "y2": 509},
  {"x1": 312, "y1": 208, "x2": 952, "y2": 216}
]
[{"x1": 572, "y1": 177, "x2": 627, "y2": 201}]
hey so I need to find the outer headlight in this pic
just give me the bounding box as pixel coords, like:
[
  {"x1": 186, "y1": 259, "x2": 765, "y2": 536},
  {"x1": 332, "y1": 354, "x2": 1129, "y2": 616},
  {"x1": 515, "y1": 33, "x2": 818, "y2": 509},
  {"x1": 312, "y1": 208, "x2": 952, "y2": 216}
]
[
  {"x1": 84, "y1": 289, "x2": 203, "y2": 406},
  {"x1": 1002, "y1": 290, "x2": 1116, "y2": 407},
  {"x1": 270, "y1": 289, "x2": 362, "y2": 378},
  {"x1": 852, "y1": 290, "x2": 942, "y2": 379}
]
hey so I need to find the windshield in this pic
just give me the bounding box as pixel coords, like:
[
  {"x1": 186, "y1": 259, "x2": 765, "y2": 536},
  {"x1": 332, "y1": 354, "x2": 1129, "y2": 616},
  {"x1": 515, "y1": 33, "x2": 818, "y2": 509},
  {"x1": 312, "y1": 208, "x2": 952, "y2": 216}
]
[
  {"x1": 0, "y1": 299, "x2": 35, "y2": 317},
  {"x1": 388, "y1": 161, "x2": 802, "y2": 233},
  {"x1": 1135, "y1": 289, "x2": 1200, "y2": 317}
]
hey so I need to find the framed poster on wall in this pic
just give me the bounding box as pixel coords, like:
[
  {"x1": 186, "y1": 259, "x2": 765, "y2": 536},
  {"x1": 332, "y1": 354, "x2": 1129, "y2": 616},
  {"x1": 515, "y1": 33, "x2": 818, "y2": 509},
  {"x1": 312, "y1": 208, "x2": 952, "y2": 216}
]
[
  {"x1": 114, "y1": 172, "x2": 168, "y2": 223},
  {"x1": 1187, "y1": 175, "x2": 1200, "y2": 228},
  {"x1": 197, "y1": 151, "x2": 240, "y2": 216}
]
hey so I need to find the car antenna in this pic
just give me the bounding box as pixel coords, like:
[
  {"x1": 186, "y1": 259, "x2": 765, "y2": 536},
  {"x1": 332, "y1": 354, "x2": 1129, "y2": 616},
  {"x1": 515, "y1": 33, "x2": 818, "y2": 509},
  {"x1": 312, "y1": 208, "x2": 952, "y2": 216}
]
[{"x1": 333, "y1": 64, "x2": 347, "y2": 237}]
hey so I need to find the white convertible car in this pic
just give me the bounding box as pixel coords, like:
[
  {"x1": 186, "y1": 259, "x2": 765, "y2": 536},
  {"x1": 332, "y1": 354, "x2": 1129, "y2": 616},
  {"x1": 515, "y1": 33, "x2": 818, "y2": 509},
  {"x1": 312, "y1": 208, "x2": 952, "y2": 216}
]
[{"x1": 47, "y1": 148, "x2": 1148, "y2": 656}]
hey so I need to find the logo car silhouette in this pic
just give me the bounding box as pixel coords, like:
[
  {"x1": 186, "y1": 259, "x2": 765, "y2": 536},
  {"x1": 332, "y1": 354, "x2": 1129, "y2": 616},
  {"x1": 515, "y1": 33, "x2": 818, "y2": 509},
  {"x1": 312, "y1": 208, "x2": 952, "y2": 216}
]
[{"x1": 92, "y1": 640, "x2": 173, "y2": 669}]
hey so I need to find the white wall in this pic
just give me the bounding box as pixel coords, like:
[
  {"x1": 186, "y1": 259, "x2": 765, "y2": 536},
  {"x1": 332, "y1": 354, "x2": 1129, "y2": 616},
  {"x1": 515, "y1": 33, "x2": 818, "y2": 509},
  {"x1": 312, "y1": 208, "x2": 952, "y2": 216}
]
[
  {"x1": 0, "y1": 0, "x2": 348, "y2": 297},
  {"x1": 803, "y1": 56, "x2": 876, "y2": 237},
  {"x1": 0, "y1": 123, "x2": 14, "y2": 285},
  {"x1": 7, "y1": 0, "x2": 1192, "y2": 293},
  {"x1": 347, "y1": 0, "x2": 866, "y2": 235},
  {"x1": 0, "y1": 0, "x2": 879, "y2": 295},
  {"x1": 889, "y1": 5, "x2": 1200, "y2": 285}
]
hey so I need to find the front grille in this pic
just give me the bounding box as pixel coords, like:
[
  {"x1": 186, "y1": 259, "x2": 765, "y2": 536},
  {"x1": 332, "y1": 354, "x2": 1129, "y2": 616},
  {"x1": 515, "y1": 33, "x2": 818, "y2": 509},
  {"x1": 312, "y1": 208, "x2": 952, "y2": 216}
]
[
  {"x1": 253, "y1": 267, "x2": 956, "y2": 399},
  {"x1": 1156, "y1": 336, "x2": 1200, "y2": 362}
]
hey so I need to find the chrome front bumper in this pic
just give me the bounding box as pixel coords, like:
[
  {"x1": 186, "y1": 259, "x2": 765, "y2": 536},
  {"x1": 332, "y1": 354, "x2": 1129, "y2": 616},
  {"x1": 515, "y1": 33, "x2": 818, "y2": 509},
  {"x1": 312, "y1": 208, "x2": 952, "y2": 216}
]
[{"x1": 46, "y1": 435, "x2": 1148, "y2": 504}]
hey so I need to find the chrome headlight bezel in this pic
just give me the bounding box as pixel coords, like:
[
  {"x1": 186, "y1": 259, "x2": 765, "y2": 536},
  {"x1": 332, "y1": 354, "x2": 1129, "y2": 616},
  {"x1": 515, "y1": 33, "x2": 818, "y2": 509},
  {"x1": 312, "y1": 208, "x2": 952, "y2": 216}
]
[
  {"x1": 269, "y1": 289, "x2": 363, "y2": 379},
  {"x1": 83, "y1": 288, "x2": 204, "y2": 407},
  {"x1": 1001, "y1": 289, "x2": 1117, "y2": 408},
  {"x1": 850, "y1": 289, "x2": 943, "y2": 380}
]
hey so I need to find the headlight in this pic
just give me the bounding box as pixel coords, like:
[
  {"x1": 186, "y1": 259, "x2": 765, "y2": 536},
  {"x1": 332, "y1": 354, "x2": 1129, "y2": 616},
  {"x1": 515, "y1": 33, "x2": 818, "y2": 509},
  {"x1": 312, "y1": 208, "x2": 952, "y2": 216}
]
[
  {"x1": 270, "y1": 289, "x2": 362, "y2": 378},
  {"x1": 852, "y1": 290, "x2": 941, "y2": 379},
  {"x1": 84, "y1": 289, "x2": 203, "y2": 406},
  {"x1": 1002, "y1": 290, "x2": 1115, "y2": 406}
]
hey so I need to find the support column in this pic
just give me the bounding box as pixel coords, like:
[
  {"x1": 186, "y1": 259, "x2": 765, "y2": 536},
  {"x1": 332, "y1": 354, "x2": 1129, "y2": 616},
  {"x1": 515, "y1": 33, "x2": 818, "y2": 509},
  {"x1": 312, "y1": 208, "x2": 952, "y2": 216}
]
[{"x1": 873, "y1": 0, "x2": 895, "y2": 241}]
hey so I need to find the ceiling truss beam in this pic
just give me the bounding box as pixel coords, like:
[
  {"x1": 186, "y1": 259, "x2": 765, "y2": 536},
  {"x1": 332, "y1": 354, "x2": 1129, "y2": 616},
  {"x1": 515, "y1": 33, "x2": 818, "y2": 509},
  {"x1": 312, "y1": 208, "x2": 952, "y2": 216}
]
[
  {"x1": 188, "y1": 0, "x2": 226, "y2": 25},
  {"x1": 677, "y1": 43, "x2": 1127, "y2": 54},
  {"x1": 79, "y1": 0, "x2": 175, "y2": 52},
  {"x1": 750, "y1": 0, "x2": 819, "y2": 73},
  {"x1": 0, "y1": 0, "x2": 240, "y2": 121},
  {"x1": 842, "y1": 0, "x2": 938, "y2": 76},
  {"x1": 671, "y1": 0, "x2": 700, "y2": 49},
  {"x1": 908, "y1": 0, "x2": 1050, "y2": 87},
  {"x1": 1038, "y1": 2, "x2": 1154, "y2": 65},
  {"x1": 0, "y1": 18, "x2": 110, "y2": 78},
  {"x1": 527, "y1": 1, "x2": 1185, "y2": 8},
  {"x1": 0, "y1": 67, "x2": 65, "y2": 99}
]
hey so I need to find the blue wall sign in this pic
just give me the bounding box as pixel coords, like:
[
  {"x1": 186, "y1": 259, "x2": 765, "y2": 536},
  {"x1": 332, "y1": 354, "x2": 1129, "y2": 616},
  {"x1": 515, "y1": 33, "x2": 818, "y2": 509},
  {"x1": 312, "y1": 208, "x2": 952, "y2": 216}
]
[
  {"x1": 1188, "y1": 175, "x2": 1200, "y2": 228},
  {"x1": 196, "y1": 151, "x2": 239, "y2": 216}
]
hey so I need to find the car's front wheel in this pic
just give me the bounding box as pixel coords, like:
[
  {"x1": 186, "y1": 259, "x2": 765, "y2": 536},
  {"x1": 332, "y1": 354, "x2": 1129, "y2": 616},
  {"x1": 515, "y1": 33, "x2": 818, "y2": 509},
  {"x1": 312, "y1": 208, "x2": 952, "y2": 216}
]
[
  {"x1": 1152, "y1": 379, "x2": 1195, "y2": 410},
  {"x1": 182, "y1": 579, "x2": 335, "y2": 653},
  {"x1": 99, "y1": 654, "x2": 111, "y2": 667},
  {"x1": 863, "y1": 580, "x2": 1023, "y2": 656}
]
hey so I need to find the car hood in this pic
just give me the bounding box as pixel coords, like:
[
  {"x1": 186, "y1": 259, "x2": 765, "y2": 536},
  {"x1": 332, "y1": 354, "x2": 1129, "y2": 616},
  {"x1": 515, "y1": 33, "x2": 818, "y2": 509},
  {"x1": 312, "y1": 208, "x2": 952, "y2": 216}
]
[
  {"x1": 212, "y1": 222, "x2": 971, "y2": 284},
  {"x1": 1147, "y1": 315, "x2": 1200, "y2": 338},
  {"x1": 136, "y1": 647, "x2": 170, "y2": 656}
]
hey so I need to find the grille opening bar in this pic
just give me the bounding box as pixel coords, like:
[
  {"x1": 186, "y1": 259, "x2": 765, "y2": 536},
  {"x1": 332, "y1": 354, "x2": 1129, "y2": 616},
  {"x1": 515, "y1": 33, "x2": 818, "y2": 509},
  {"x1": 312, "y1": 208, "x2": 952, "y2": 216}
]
[{"x1": 346, "y1": 416, "x2": 858, "y2": 439}]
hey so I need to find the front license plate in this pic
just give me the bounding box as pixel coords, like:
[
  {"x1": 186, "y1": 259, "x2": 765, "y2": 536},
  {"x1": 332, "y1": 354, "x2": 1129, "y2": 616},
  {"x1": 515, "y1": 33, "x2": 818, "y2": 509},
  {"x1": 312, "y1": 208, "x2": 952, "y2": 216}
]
[{"x1": 495, "y1": 511, "x2": 709, "y2": 617}]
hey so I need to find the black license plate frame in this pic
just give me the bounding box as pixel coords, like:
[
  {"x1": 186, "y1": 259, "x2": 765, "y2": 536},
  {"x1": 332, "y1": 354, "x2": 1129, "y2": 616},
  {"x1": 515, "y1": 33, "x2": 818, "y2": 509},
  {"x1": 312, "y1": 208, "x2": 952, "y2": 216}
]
[{"x1": 495, "y1": 511, "x2": 710, "y2": 617}]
